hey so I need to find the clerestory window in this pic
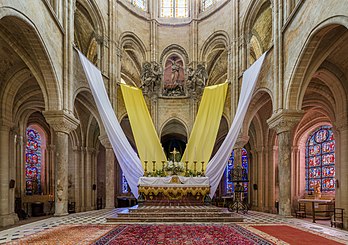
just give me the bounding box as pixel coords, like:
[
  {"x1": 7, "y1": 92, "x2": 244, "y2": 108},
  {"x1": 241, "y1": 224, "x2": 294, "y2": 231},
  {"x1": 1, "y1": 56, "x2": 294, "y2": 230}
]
[
  {"x1": 161, "y1": 0, "x2": 188, "y2": 18},
  {"x1": 128, "y1": 0, "x2": 147, "y2": 11}
]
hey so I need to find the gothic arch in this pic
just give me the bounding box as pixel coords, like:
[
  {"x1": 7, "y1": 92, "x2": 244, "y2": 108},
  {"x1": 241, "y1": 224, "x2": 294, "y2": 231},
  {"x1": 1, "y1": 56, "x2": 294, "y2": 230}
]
[
  {"x1": 0, "y1": 8, "x2": 61, "y2": 112},
  {"x1": 160, "y1": 44, "x2": 189, "y2": 66},
  {"x1": 285, "y1": 16, "x2": 348, "y2": 111},
  {"x1": 119, "y1": 32, "x2": 148, "y2": 86}
]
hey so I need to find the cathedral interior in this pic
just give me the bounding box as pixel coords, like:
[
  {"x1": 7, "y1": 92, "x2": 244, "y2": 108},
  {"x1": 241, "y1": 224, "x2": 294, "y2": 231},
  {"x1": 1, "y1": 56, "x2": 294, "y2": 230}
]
[{"x1": 0, "y1": 0, "x2": 348, "y2": 240}]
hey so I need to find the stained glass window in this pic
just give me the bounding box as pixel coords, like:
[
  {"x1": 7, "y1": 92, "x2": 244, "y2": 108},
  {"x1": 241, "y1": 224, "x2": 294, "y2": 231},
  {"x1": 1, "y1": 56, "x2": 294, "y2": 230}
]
[
  {"x1": 202, "y1": 0, "x2": 221, "y2": 11},
  {"x1": 128, "y1": 0, "x2": 147, "y2": 11},
  {"x1": 122, "y1": 172, "x2": 129, "y2": 193},
  {"x1": 161, "y1": 0, "x2": 188, "y2": 18},
  {"x1": 225, "y1": 148, "x2": 249, "y2": 194},
  {"x1": 25, "y1": 128, "x2": 43, "y2": 195},
  {"x1": 305, "y1": 125, "x2": 335, "y2": 192}
]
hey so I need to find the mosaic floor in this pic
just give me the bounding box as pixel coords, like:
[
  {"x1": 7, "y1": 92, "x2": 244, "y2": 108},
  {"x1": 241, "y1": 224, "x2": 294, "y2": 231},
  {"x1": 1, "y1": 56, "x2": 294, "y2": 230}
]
[{"x1": 0, "y1": 208, "x2": 347, "y2": 244}]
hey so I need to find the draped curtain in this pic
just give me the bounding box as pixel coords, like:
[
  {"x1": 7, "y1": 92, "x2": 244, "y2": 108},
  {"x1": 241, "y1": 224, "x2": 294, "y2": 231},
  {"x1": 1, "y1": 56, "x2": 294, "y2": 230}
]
[{"x1": 206, "y1": 52, "x2": 267, "y2": 198}]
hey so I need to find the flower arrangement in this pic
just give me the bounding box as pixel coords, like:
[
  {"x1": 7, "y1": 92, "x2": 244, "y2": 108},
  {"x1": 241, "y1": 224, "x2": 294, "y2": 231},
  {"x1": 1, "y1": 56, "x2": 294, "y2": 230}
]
[{"x1": 164, "y1": 160, "x2": 185, "y2": 176}]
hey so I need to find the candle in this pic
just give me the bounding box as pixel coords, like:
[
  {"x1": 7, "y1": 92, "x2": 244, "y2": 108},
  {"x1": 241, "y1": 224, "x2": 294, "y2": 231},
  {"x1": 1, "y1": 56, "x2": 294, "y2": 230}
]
[
  {"x1": 186, "y1": 144, "x2": 188, "y2": 161},
  {"x1": 144, "y1": 149, "x2": 147, "y2": 161}
]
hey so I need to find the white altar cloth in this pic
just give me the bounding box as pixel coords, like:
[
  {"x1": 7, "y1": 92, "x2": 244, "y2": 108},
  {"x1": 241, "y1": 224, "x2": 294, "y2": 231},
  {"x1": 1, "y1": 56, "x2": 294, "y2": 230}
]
[{"x1": 138, "y1": 176, "x2": 210, "y2": 187}]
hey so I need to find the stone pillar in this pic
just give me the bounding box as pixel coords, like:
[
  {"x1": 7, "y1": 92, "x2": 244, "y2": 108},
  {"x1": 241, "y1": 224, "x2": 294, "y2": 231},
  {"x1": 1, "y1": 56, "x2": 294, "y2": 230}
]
[
  {"x1": 267, "y1": 110, "x2": 303, "y2": 216},
  {"x1": 335, "y1": 122, "x2": 348, "y2": 229},
  {"x1": 72, "y1": 146, "x2": 81, "y2": 212},
  {"x1": 43, "y1": 111, "x2": 79, "y2": 216},
  {"x1": 0, "y1": 125, "x2": 18, "y2": 226},
  {"x1": 85, "y1": 147, "x2": 95, "y2": 211},
  {"x1": 256, "y1": 147, "x2": 264, "y2": 211},
  {"x1": 79, "y1": 146, "x2": 86, "y2": 211},
  {"x1": 99, "y1": 135, "x2": 115, "y2": 209}
]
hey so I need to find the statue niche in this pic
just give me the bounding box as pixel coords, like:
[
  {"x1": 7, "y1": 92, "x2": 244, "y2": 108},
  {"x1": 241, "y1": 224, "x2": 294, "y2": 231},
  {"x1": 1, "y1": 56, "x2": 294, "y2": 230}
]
[
  {"x1": 187, "y1": 63, "x2": 208, "y2": 96},
  {"x1": 163, "y1": 55, "x2": 185, "y2": 96},
  {"x1": 140, "y1": 61, "x2": 162, "y2": 94}
]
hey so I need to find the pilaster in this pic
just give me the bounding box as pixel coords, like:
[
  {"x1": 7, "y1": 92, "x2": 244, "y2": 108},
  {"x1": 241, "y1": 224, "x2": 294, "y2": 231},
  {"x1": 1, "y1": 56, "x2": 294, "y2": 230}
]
[{"x1": 99, "y1": 135, "x2": 116, "y2": 209}]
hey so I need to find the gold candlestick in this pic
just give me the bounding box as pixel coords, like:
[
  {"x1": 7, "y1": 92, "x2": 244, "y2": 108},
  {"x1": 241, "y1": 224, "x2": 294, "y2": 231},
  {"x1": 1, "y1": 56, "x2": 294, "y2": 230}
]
[
  {"x1": 201, "y1": 161, "x2": 205, "y2": 176},
  {"x1": 144, "y1": 160, "x2": 148, "y2": 176},
  {"x1": 193, "y1": 161, "x2": 197, "y2": 175},
  {"x1": 152, "y1": 161, "x2": 156, "y2": 175},
  {"x1": 185, "y1": 161, "x2": 189, "y2": 173},
  {"x1": 161, "y1": 161, "x2": 165, "y2": 171}
]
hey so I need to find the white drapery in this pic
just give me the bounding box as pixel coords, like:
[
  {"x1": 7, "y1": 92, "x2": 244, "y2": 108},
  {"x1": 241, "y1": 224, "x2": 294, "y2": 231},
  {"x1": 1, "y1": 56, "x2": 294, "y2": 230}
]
[
  {"x1": 206, "y1": 52, "x2": 267, "y2": 198},
  {"x1": 78, "y1": 51, "x2": 143, "y2": 198}
]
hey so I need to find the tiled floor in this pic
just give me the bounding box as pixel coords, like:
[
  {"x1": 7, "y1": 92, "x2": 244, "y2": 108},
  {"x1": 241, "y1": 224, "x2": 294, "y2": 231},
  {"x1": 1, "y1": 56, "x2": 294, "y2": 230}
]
[{"x1": 0, "y1": 207, "x2": 347, "y2": 244}]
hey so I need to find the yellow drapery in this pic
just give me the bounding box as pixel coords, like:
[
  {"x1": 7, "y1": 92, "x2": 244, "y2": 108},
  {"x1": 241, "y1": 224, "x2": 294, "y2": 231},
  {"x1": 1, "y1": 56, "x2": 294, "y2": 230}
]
[
  {"x1": 181, "y1": 83, "x2": 228, "y2": 173},
  {"x1": 120, "y1": 84, "x2": 166, "y2": 171}
]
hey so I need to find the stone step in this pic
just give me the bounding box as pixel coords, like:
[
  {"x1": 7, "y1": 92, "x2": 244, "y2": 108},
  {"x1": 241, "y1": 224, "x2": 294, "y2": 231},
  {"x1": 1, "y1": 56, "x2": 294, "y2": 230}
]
[
  {"x1": 128, "y1": 207, "x2": 223, "y2": 213},
  {"x1": 106, "y1": 216, "x2": 243, "y2": 223},
  {"x1": 117, "y1": 212, "x2": 235, "y2": 218}
]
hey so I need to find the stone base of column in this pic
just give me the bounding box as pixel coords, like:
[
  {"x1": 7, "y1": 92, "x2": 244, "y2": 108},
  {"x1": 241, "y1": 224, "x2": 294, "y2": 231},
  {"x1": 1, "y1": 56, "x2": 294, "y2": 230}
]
[
  {"x1": 0, "y1": 213, "x2": 19, "y2": 227},
  {"x1": 53, "y1": 212, "x2": 69, "y2": 217},
  {"x1": 85, "y1": 206, "x2": 93, "y2": 211}
]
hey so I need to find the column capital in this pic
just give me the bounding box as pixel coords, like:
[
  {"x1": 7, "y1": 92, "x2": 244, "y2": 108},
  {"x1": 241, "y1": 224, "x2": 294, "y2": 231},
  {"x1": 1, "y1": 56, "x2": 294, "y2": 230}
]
[
  {"x1": 234, "y1": 134, "x2": 250, "y2": 149},
  {"x1": 267, "y1": 109, "x2": 304, "y2": 134},
  {"x1": 85, "y1": 147, "x2": 96, "y2": 154},
  {"x1": 43, "y1": 110, "x2": 79, "y2": 134},
  {"x1": 99, "y1": 135, "x2": 112, "y2": 148}
]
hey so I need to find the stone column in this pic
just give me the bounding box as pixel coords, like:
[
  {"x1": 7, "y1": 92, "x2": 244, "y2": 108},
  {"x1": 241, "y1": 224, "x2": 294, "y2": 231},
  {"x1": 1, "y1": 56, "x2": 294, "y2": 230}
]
[
  {"x1": 335, "y1": 122, "x2": 348, "y2": 228},
  {"x1": 72, "y1": 146, "x2": 81, "y2": 212},
  {"x1": 0, "y1": 125, "x2": 18, "y2": 226},
  {"x1": 79, "y1": 146, "x2": 86, "y2": 211},
  {"x1": 99, "y1": 135, "x2": 115, "y2": 209},
  {"x1": 267, "y1": 110, "x2": 303, "y2": 216},
  {"x1": 43, "y1": 111, "x2": 79, "y2": 216},
  {"x1": 85, "y1": 147, "x2": 95, "y2": 211}
]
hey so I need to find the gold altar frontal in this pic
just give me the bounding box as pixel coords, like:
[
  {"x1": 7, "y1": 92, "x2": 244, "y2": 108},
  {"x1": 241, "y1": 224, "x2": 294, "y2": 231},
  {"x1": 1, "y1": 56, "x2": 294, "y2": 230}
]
[{"x1": 138, "y1": 176, "x2": 210, "y2": 205}]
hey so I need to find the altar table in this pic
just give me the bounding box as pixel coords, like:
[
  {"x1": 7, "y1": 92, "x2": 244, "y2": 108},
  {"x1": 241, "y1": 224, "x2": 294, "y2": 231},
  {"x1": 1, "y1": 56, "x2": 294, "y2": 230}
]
[
  {"x1": 298, "y1": 198, "x2": 334, "y2": 223},
  {"x1": 138, "y1": 176, "x2": 210, "y2": 203}
]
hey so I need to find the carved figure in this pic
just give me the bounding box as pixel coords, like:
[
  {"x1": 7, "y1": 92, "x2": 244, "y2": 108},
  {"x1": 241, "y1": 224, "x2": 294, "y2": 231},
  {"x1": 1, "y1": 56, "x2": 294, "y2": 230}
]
[
  {"x1": 186, "y1": 63, "x2": 208, "y2": 95},
  {"x1": 314, "y1": 182, "x2": 321, "y2": 199},
  {"x1": 141, "y1": 61, "x2": 162, "y2": 93}
]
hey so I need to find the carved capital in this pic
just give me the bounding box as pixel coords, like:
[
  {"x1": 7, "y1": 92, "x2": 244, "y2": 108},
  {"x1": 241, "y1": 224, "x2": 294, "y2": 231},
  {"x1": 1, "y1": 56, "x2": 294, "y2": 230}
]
[
  {"x1": 267, "y1": 109, "x2": 304, "y2": 134},
  {"x1": 43, "y1": 110, "x2": 80, "y2": 134},
  {"x1": 234, "y1": 134, "x2": 250, "y2": 148},
  {"x1": 99, "y1": 135, "x2": 112, "y2": 148}
]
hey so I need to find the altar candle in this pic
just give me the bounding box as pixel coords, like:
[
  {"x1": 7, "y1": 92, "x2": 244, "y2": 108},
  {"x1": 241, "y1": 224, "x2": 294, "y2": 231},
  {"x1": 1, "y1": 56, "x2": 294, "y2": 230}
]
[
  {"x1": 186, "y1": 144, "x2": 188, "y2": 161},
  {"x1": 144, "y1": 149, "x2": 147, "y2": 161}
]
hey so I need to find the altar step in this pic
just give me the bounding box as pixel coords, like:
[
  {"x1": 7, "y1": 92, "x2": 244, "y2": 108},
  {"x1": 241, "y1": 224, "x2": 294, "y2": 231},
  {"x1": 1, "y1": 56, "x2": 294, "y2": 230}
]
[{"x1": 106, "y1": 205, "x2": 243, "y2": 223}]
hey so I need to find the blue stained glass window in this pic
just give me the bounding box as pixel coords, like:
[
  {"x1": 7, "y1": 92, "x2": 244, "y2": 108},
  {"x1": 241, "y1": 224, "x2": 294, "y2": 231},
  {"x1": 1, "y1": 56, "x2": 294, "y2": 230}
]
[
  {"x1": 225, "y1": 148, "x2": 249, "y2": 194},
  {"x1": 305, "y1": 125, "x2": 335, "y2": 192},
  {"x1": 122, "y1": 172, "x2": 129, "y2": 193},
  {"x1": 25, "y1": 128, "x2": 42, "y2": 195}
]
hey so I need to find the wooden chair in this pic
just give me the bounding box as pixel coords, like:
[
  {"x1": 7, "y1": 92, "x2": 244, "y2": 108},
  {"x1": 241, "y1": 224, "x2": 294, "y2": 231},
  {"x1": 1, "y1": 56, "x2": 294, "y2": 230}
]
[
  {"x1": 295, "y1": 202, "x2": 306, "y2": 218},
  {"x1": 331, "y1": 208, "x2": 344, "y2": 229}
]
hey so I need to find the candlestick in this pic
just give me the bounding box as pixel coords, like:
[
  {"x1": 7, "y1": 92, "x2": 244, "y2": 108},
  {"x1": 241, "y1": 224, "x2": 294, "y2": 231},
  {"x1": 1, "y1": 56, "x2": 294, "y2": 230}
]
[
  {"x1": 185, "y1": 161, "x2": 189, "y2": 173},
  {"x1": 193, "y1": 161, "x2": 197, "y2": 175},
  {"x1": 152, "y1": 160, "x2": 156, "y2": 175},
  {"x1": 161, "y1": 160, "x2": 165, "y2": 172},
  {"x1": 144, "y1": 160, "x2": 148, "y2": 176},
  {"x1": 201, "y1": 161, "x2": 205, "y2": 176}
]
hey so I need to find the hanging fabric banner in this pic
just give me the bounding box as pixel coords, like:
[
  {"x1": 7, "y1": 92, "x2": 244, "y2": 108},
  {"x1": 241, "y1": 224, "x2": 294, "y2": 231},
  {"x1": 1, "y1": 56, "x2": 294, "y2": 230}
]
[
  {"x1": 206, "y1": 52, "x2": 268, "y2": 198},
  {"x1": 181, "y1": 83, "x2": 228, "y2": 172},
  {"x1": 78, "y1": 51, "x2": 143, "y2": 198},
  {"x1": 120, "y1": 84, "x2": 166, "y2": 171}
]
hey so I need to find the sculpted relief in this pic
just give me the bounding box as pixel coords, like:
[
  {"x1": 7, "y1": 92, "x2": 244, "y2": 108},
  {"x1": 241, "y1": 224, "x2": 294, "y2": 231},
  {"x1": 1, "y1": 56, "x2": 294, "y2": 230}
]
[{"x1": 140, "y1": 55, "x2": 208, "y2": 97}]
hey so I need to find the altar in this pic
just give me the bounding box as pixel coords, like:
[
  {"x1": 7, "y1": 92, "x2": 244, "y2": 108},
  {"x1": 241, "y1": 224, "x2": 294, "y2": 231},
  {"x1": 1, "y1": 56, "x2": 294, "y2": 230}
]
[{"x1": 138, "y1": 176, "x2": 210, "y2": 205}]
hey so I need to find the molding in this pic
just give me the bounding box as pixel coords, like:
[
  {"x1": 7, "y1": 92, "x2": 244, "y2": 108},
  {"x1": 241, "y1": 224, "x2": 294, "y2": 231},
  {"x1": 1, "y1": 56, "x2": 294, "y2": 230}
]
[{"x1": 43, "y1": 110, "x2": 80, "y2": 134}]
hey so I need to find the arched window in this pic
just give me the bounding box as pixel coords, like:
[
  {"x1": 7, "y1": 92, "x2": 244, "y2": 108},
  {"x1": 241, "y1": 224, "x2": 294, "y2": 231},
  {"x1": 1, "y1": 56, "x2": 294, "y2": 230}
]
[
  {"x1": 128, "y1": 0, "x2": 147, "y2": 10},
  {"x1": 25, "y1": 125, "x2": 46, "y2": 195},
  {"x1": 122, "y1": 172, "x2": 129, "y2": 194},
  {"x1": 225, "y1": 148, "x2": 249, "y2": 194},
  {"x1": 305, "y1": 125, "x2": 335, "y2": 192},
  {"x1": 202, "y1": 0, "x2": 222, "y2": 11},
  {"x1": 161, "y1": 0, "x2": 188, "y2": 18}
]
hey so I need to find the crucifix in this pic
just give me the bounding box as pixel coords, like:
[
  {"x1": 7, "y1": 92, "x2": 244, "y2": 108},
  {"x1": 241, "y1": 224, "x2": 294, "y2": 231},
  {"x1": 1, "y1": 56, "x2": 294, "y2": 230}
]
[{"x1": 170, "y1": 147, "x2": 179, "y2": 161}]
